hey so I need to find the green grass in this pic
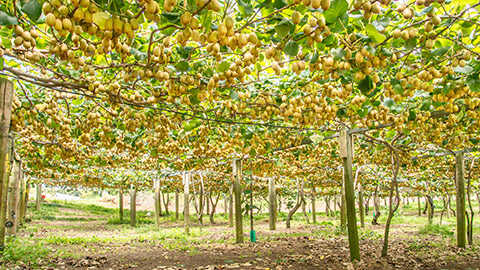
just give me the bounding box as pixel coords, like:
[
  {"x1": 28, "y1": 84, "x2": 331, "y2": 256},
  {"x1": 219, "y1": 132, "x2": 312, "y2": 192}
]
[
  {"x1": 419, "y1": 223, "x2": 454, "y2": 237},
  {"x1": 1, "y1": 236, "x2": 51, "y2": 267}
]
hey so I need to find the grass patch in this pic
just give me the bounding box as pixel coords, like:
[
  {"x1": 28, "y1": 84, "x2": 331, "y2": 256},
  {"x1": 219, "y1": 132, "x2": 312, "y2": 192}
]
[
  {"x1": 2, "y1": 236, "x2": 51, "y2": 267},
  {"x1": 419, "y1": 223, "x2": 454, "y2": 237},
  {"x1": 42, "y1": 235, "x2": 111, "y2": 245}
]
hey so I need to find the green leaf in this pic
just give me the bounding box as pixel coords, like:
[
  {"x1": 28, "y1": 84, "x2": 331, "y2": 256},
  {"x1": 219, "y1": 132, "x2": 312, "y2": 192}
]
[
  {"x1": 405, "y1": 38, "x2": 417, "y2": 50},
  {"x1": 467, "y1": 75, "x2": 480, "y2": 93},
  {"x1": 176, "y1": 61, "x2": 189, "y2": 72},
  {"x1": 0, "y1": 57, "x2": 3, "y2": 70},
  {"x1": 381, "y1": 47, "x2": 393, "y2": 57},
  {"x1": 21, "y1": 0, "x2": 42, "y2": 22},
  {"x1": 310, "y1": 51, "x2": 319, "y2": 64},
  {"x1": 331, "y1": 47, "x2": 345, "y2": 61},
  {"x1": 230, "y1": 89, "x2": 239, "y2": 100},
  {"x1": 274, "y1": 0, "x2": 288, "y2": 9},
  {"x1": 284, "y1": 41, "x2": 299, "y2": 56},
  {"x1": 275, "y1": 19, "x2": 294, "y2": 39},
  {"x1": 372, "y1": 17, "x2": 390, "y2": 32},
  {"x1": 366, "y1": 24, "x2": 386, "y2": 44},
  {"x1": 0, "y1": 11, "x2": 18, "y2": 26},
  {"x1": 217, "y1": 61, "x2": 230, "y2": 72},
  {"x1": 358, "y1": 75, "x2": 374, "y2": 93},
  {"x1": 430, "y1": 46, "x2": 450, "y2": 56},
  {"x1": 408, "y1": 109, "x2": 416, "y2": 121},
  {"x1": 237, "y1": 0, "x2": 254, "y2": 16},
  {"x1": 323, "y1": 0, "x2": 348, "y2": 24},
  {"x1": 310, "y1": 133, "x2": 324, "y2": 144}
]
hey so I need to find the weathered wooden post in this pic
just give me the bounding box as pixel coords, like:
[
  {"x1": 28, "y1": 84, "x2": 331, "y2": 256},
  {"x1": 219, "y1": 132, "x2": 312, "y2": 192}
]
[
  {"x1": 269, "y1": 177, "x2": 276, "y2": 230},
  {"x1": 312, "y1": 185, "x2": 316, "y2": 224},
  {"x1": 359, "y1": 183, "x2": 365, "y2": 227},
  {"x1": 455, "y1": 152, "x2": 466, "y2": 248},
  {"x1": 22, "y1": 180, "x2": 29, "y2": 222},
  {"x1": 7, "y1": 158, "x2": 21, "y2": 236},
  {"x1": 417, "y1": 196, "x2": 421, "y2": 216},
  {"x1": 228, "y1": 183, "x2": 234, "y2": 227},
  {"x1": 130, "y1": 185, "x2": 136, "y2": 228},
  {"x1": 339, "y1": 129, "x2": 360, "y2": 261},
  {"x1": 18, "y1": 165, "x2": 26, "y2": 225},
  {"x1": 175, "y1": 188, "x2": 179, "y2": 220},
  {"x1": 233, "y1": 158, "x2": 243, "y2": 243},
  {"x1": 340, "y1": 174, "x2": 346, "y2": 230},
  {"x1": 0, "y1": 136, "x2": 13, "y2": 250},
  {"x1": 0, "y1": 78, "x2": 13, "y2": 251},
  {"x1": 183, "y1": 172, "x2": 190, "y2": 234},
  {"x1": 35, "y1": 183, "x2": 42, "y2": 211},
  {"x1": 119, "y1": 187, "x2": 124, "y2": 221},
  {"x1": 154, "y1": 179, "x2": 161, "y2": 228}
]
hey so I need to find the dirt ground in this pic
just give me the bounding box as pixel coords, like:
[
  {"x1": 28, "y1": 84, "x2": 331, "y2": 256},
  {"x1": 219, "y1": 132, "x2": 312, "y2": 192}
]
[{"x1": 11, "y1": 203, "x2": 480, "y2": 270}]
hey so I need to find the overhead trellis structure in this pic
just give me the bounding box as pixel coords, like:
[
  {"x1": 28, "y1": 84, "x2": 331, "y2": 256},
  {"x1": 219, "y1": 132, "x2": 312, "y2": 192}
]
[{"x1": 0, "y1": 0, "x2": 480, "y2": 262}]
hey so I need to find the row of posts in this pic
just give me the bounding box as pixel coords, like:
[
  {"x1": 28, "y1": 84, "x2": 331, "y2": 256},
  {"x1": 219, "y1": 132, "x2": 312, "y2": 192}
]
[{"x1": 0, "y1": 78, "x2": 469, "y2": 258}]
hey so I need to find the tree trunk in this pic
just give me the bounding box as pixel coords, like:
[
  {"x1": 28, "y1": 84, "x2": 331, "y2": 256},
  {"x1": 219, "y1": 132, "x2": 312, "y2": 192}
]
[
  {"x1": 209, "y1": 191, "x2": 220, "y2": 224},
  {"x1": 359, "y1": 184, "x2": 365, "y2": 227},
  {"x1": 286, "y1": 178, "x2": 303, "y2": 229},
  {"x1": 162, "y1": 192, "x2": 170, "y2": 215},
  {"x1": 381, "y1": 149, "x2": 401, "y2": 258},
  {"x1": 302, "y1": 197, "x2": 309, "y2": 224}
]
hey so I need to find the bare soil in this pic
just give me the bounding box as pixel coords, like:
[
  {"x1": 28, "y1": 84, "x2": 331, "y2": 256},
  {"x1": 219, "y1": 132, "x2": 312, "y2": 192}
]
[{"x1": 13, "y1": 204, "x2": 480, "y2": 270}]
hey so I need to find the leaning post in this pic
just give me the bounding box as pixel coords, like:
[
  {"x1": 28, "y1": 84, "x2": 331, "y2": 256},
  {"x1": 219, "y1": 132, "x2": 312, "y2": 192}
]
[
  {"x1": 455, "y1": 151, "x2": 466, "y2": 248},
  {"x1": 0, "y1": 78, "x2": 13, "y2": 252},
  {"x1": 233, "y1": 158, "x2": 244, "y2": 243},
  {"x1": 339, "y1": 129, "x2": 360, "y2": 261},
  {"x1": 269, "y1": 177, "x2": 276, "y2": 230}
]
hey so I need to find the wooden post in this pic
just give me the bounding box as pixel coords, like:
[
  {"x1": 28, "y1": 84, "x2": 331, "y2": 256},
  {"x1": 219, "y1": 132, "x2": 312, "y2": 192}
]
[
  {"x1": 119, "y1": 188, "x2": 124, "y2": 221},
  {"x1": 20, "y1": 177, "x2": 28, "y2": 224},
  {"x1": 339, "y1": 129, "x2": 360, "y2": 261},
  {"x1": 35, "y1": 183, "x2": 42, "y2": 211},
  {"x1": 228, "y1": 183, "x2": 234, "y2": 227},
  {"x1": 269, "y1": 177, "x2": 276, "y2": 230},
  {"x1": 417, "y1": 196, "x2": 421, "y2": 216},
  {"x1": 0, "y1": 79, "x2": 13, "y2": 251},
  {"x1": 340, "y1": 175, "x2": 346, "y2": 230},
  {"x1": 154, "y1": 179, "x2": 161, "y2": 228},
  {"x1": 311, "y1": 185, "x2": 316, "y2": 224},
  {"x1": 7, "y1": 158, "x2": 21, "y2": 235},
  {"x1": 224, "y1": 194, "x2": 228, "y2": 215},
  {"x1": 455, "y1": 152, "x2": 466, "y2": 248},
  {"x1": 0, "y1": 136, "x2": 13, "y2": 250},
  {"x1": 130, "y1": 185, "x2": 136, "y2": 228},
  {"x1": 233, "y1": 158, "x2": 243, "y2": 243},
  {"x1": 359, "y1": 183, "x2": 365, "y2": 228},
  {"x1": 183, "y1": 172, "x2": 190, "y2": 234},
  {"x1": 18, "y1": 166, "x2": 26, "y2": 224},
  {"x1": 175, "y1": 188, "x2": 179, "y2": 220}
]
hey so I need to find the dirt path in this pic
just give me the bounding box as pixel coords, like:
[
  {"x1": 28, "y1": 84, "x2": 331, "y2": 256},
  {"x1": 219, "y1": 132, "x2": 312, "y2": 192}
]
[{"x1": 15, "y1": 204, "x2": 480, "y2": 270}]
